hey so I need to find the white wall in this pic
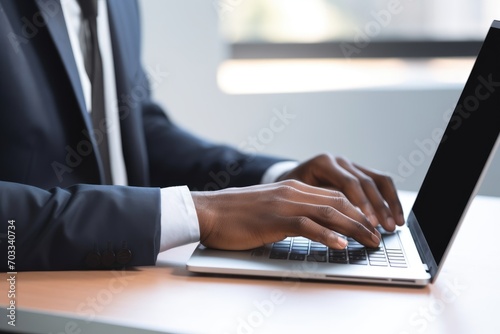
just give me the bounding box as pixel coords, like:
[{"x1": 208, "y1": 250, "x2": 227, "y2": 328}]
[{"x1": 138, "y1": 0, "x2": 499, "y2": 197}]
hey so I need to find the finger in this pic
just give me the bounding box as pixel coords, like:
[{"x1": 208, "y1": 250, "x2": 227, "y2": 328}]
[
  {"x1": 276, "y1": 201, "x2": 381, "y2": 248},
  {"x1": 315, "y1": 157, "x2": 380, "y2": 228},
  {"x1": 335, "y1": 157, "x2": 397, "y2": 231},
  {"x1": 353, "y1": 163, "x2": 405, "y2": 227},
  {"x1": 285, "y1": 216, "x2": 349, "y2": 249},
  {"x1": 262, "y1": 181, "x2": 382, "y2": 245},
  {"x1": 218, "y1": 180, "x2": 382, "y2": 246},
  {"x1": 269, "y1": 182, "x2": 373, "y2": 226},
  {"x1": 212, "y1": 180, "x2": 376, "y2": 234}
]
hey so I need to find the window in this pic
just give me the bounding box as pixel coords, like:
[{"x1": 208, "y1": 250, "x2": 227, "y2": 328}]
[{"x1": 218, "y1": 0, "x2": 499, "y2": 58}]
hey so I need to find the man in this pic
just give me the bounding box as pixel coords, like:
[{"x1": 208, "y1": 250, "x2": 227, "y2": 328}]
[{"x1": 0, "y1": 0, "x2": 404, "y2": 271}]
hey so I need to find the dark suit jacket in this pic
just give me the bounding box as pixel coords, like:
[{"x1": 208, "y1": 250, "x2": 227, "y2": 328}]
[{"x1": 0, "y1": 0, "x2": 283, "y2": 271}]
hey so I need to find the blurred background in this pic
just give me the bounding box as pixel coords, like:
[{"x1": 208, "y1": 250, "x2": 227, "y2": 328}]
[
  {"x1": 138, "y1": 0, "x2": 500, "y2": 196},
  {"x1": 220, "y1": 0, "x2": 495, "y2": 43}
]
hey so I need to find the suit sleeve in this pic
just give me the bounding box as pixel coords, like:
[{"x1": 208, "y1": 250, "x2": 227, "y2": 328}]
[
  {"x1": 142, "y1": 102, "x2": 286, "y2": 190},
  {"x1": 0, "y1": 181, "x2": 161, "y2": 271}
]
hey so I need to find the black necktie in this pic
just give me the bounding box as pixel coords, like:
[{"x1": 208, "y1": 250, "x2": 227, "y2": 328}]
[{"x1": 77, "y1": 0, "x2": 112, "y2": 184}]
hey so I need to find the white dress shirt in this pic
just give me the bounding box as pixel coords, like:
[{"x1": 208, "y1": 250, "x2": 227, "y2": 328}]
[{"x1": 61, "y1": 0, "x2": 297, "y2": 253}]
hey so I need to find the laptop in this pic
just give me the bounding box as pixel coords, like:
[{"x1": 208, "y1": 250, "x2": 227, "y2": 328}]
[{"x1": 186, "y1": 20, "x2": 500, "y2": 287}]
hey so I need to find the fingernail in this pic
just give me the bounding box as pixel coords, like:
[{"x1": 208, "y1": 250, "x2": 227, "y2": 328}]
[
  {"x1": 371, "y1": 233, "x2": 381, "y2": 245},
  {"x1": 399, "y1": 214, "x2": 405, "y2": 225},
  {"x1": 387, "y1": 217, "x2": 396, "y2": 230},
  {"x1": 338, "y1": 237, "x2": 348, "y2": 249}
]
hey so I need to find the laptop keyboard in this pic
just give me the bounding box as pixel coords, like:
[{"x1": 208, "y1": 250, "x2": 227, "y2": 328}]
[{"x1": 268, "y1": 233, "x2": 407, "y2": 268}]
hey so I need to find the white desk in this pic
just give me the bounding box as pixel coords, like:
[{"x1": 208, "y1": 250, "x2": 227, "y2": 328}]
[{"x1": 1, "y1": 191, "x2": 499, "y2": 334}]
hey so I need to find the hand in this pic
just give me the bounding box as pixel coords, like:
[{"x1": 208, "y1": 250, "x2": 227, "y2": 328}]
[
  {"x1": 192, "y1": 180, "x2": 381, "y2": 251},
  {"x1": 277, "y1": 153, "x2": 405, "y2": 231}
]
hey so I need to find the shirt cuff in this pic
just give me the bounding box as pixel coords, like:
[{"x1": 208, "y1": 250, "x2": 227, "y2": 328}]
[
  {"x1": 159, "y1": 186, "x2": 200, "y2": 252},
  {"x1": 260, "y1": 161, "x2": 299, "y2": 184}
]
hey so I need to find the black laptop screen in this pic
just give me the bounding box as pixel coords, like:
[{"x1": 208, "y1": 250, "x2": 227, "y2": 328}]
[{"x1": 411, "y1": 21, "x2": 500, "y2": 268}]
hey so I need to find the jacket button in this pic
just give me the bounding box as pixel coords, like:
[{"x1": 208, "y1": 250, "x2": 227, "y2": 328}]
[
  {"x1": 116, "y1": 248, "x2": 132, "y2": 265},
  {"x1": 85, "y1": 251, "x2": 101, "y2": 269}
]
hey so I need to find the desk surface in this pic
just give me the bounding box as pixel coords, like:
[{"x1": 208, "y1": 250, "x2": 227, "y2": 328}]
[{"x1": 1, "y1": 191, "x2": 500, "y2": 334}]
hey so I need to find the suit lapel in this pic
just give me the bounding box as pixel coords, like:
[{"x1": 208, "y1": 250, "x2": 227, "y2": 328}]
[{"x1": 33, "y1": 0, "x2": 92, "y2": 132}]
